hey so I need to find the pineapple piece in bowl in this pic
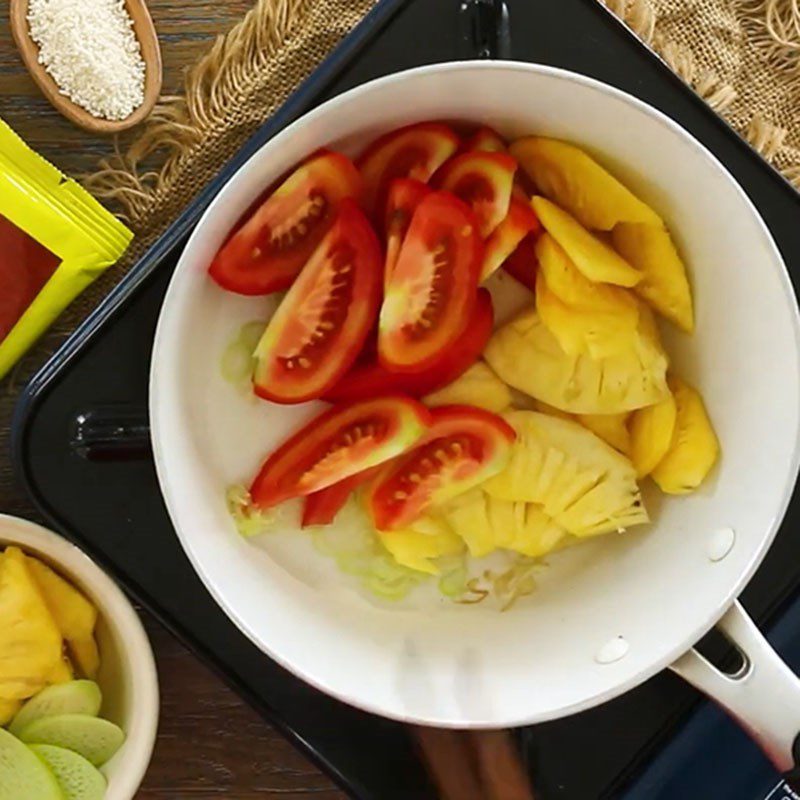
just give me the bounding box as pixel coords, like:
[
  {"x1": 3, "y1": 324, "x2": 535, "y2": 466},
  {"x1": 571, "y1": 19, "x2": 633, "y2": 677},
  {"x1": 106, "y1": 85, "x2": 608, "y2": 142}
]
[
  {"x1": 484, "y1": 306, "x2": 669, "y2": 415},
  {"x1": 651, "y1": 377, "x2": 719, "y2": 494},
  {"x1": 483, "y1": 411, "x2": 648, "y2": 537},
  {"x1": 509, "y1": 136, "x2": 662, "y2": 230}
]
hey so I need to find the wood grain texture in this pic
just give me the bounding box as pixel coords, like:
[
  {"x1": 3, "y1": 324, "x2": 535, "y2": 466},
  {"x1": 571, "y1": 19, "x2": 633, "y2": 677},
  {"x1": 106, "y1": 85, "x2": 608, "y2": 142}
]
[{"x1": 0, "y1": 1, "x2": 345, "y2": 796}]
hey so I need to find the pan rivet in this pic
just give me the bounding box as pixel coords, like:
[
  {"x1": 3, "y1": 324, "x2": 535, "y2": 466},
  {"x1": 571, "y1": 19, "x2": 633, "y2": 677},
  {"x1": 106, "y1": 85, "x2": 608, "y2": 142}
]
[
  {"x1": 595, "y1": 636, "x2": 629, "y2": 664},
  {"x1": 706, "y1": 527, "x2": 735, "y2": 562}
]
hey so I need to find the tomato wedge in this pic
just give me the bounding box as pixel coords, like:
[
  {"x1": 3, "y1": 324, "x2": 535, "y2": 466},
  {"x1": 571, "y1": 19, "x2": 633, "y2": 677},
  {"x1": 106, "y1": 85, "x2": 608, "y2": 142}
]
[
  {"x1": 366, "y1": 405, "x2": 516, "y2": 530},
  {"x1": 436, "y1": 151, "x2": 517, "y2": 238},
  {"x1": 253, "y1": 200, "x2": 382, "y2": 403},
  {"x1": 501, "y1": 233, "x2": 539, "y2": 292},
  {"x1": 250, "y1": 396, "x2": 432, "y2": 509},
  {"x1": 209, "y1": 151, "x2": 361, "y2": 295},
  {"x1": 378, "y1": 192, "x2": 483, "y2": 374},
  {"x1": 463, "y1": 126, "x2": 506, "y2": 153},
  {"x1": 358, "y1": 122, "x2": 459, "y2": 217},
  {"x1": 480, "y1": 197, "x2": 541, "y2": 281},
  {"x1": 325, "y1": 289, "x2": 493, "y2": 402},
  {"x1": 301, "y1": 465, "x2": 381, "y2": 527},
  {"x1": 384, "y1": 178, "x2": 431, "y2": 289}
]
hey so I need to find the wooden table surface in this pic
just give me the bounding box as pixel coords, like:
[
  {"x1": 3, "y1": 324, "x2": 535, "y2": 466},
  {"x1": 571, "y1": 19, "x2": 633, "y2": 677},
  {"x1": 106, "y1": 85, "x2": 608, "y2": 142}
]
[{"x1": 0, "y1": 2, "x2": 346, "y2": 797}]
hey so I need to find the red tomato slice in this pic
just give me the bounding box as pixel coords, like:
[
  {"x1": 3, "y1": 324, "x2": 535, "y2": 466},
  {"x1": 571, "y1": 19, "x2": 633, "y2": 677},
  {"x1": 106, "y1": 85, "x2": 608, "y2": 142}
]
[
  {"x1": 209, "y1": 151, "x2": 362, "y2": 295},
  {"x1": 366, "y1": 405, "x2": 516, "y2": 530},
  {"x1": 358, "y1": 122, "x2": 459, "y2": 217},
  {"x1": 301, "y1": 465, "x2": 381, "y2": 527},
  {"x1": 463, "y1": 126, "x2": 507, "y2": 153},
  {"x1": 436, "y1": 151, "x2": 517, "y2": 238},
  {"x1": 480, "y1": 197, "x2": 541, "y2": 281},
  {"x1": 384, "y1": 178, "x2": 431, "y2": 289},
  {"x1": 501, "y1": 233, "x2": 539, "y2": 292},
  {"x1": 378, "y1": 192, "x2": 483, "y2": 374},
  {"x1": 253, "y1": 200, "x2": 382, "y2": 403},
  {"x1": 250, "y1": 395, "x2": 432, "y2": 509},
  {"x1": 325, "y1": 289, "x2": 493, "y2": 403}
]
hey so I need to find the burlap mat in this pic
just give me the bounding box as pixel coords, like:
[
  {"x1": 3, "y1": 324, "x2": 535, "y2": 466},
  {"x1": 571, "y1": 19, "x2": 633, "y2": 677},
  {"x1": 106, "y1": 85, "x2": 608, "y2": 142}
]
[
  {"x1": 1, "y1": 0, "x2": 797, "y2": 510},
  {"x1": 604, "y1": 0, "x2": 799, "y2": 183}
]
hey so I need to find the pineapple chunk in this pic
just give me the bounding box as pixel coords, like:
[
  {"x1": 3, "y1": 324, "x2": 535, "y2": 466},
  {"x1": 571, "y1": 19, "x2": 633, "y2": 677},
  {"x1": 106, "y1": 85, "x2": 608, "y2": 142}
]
[
  {"x1": 536, "y1": 234, "x2": 639, "y2": 321},
  {"x1": 440, "y1": 490, "x2": 569, "y2": 558},
  {"x1": 27, "y1": 557, "x2": 97, "y2": 642},
  {"x1": 424, "y1": 362, "x2": 512, "y2": 413},
  {"x1": 533, "y1": 400, "x2": 574, "y2": 421},
  {"x1": 484, "y1": 307, "x2": 669, "y2": 414},
  {"x1": 488, "y1": 497, "x2": 569, "y2": 557},
  {"x1": 483, "y1": 411, "x2": 648, "y2": 537},
  {"x1": 532, "y1": 197, "x2": 641, "y2": 287},
  {"x1": 69, "y1": 637, "x2": 101, "y2": 680},
  {"x1": 378, "y1": 516, "x2": 464, "y2": 575},
  {"x1": 442, "y1": 490, "x2": 496, "y2": 557},
  {"x1": 509, "y1": 137, "x2": 662, "y2": 230},
  {"x1": 534, "y1": 402, "x2": 631, "y2": 455},
  {"x1": 0, "y1": 548, "x2": 63, "y2": 700},
  {"x1": 47, "y1": 656, "x2": 74, "y2": 685},
  {"x1": 629, "y1": 393, "x2": 678, "y2": 477},
  {"x1": 612, "y1": 222, "x2": 694, "y2": 332},
  {"x1": 0, "y1": 697, "x2": 21, "y2": 726},
  {"x1": 651, "y1": 378, "x2": 719, "y2": 493},
  {"x1": 578, "y1": 413, "x2": 631, "y2": 455},
  {"x1": 536, "y1": 271, "x2": 637, "y2": 360}
]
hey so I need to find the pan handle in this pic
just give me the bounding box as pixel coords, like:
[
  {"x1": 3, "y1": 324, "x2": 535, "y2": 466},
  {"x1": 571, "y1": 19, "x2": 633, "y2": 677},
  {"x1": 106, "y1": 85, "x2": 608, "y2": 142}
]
[
  {"x1": 457, "y1": 0, "x2": 512, "y2": 60},
  {"x1": 671, "y1": 600, "x2": 800, "y2": 785}
]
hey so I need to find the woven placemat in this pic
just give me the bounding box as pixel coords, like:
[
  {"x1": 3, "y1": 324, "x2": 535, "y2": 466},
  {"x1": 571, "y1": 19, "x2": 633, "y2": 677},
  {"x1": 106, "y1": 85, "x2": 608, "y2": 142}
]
[
  {"x1": 1, "y1": 0, "x2": 797, "y2": 509},
  {"x1": 603, "y1": 0, "x2": 799, "y2": 184}
]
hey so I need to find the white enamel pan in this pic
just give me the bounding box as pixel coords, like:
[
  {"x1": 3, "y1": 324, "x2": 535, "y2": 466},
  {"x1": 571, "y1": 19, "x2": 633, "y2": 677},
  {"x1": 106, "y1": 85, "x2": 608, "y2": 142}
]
[{"x1": 149, "y1": 63, "x2": 800, "y2": 778}]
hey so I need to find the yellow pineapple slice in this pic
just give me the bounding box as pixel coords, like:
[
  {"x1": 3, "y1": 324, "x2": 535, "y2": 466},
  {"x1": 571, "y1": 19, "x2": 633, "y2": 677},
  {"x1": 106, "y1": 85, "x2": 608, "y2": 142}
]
[
  {"x1": 533, "y1": 400, "x2": 574, "y2": 422},
  {"x1": 424, "y1": 362, "x2": 512, "y2": 413},
  {"x1": 578, "y1": 413, "x2": 631, "y2": 455},
  {"x1": 47, "y1": 656, "x2": 74, "y2": 685},
  {"x1": 440, "y1": 491, "x2": 569, "y2": 558},
  {"x1": 509, "y1": 137, "x2": 662, "y2": 230},
  {"x1": 629, "y1": 393, "x2": 678, "y2": 477},
  {"x1": 0, "y1": 548, "x2": 63, "y2": 700},
  {"x1": 651, "y1": 377, "x2": 719, "y2": 493},
  {"x1": 536, "y1": 234, "x2": 639, "y2": 319},
  {"x1": 504, "y1": 499, "x2": 570, "y2": 558},
  {"x1": 68, "y1": 637, "x2": 100, "y2": 680},
  {"x1": 612, "y1": 222, "x2": 694, "y2": 332},
  {"x1": 483, "y1": 411, "x2": 648, "y2": 537},
  {"x1": 532, "y1": 197, "x2": 641, "y2": 287},
  {"x1": 378, "y1": 516, "x2": 464, "y2": 575},
  {"x1": 27, "y1": 557, "x2": 97, "y2": 642},
  {"x1": 442, "y1": 490, "x2": 496, "y2": 557},
  {"x1": 536, "y1": 271, "x2": 636, "y2": 360},
  {"x1": 484, "y1": 307, "x2": 669, "y2": 414},
  {"x1": 0, "y1": 698, "x2": 21, "y2": 726}
]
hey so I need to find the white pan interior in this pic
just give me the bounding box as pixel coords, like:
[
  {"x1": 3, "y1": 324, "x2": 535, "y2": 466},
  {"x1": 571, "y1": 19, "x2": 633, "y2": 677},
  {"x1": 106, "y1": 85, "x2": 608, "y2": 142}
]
[{"x1": 150, "y1": 62, "x2": 800, "y2": 727}]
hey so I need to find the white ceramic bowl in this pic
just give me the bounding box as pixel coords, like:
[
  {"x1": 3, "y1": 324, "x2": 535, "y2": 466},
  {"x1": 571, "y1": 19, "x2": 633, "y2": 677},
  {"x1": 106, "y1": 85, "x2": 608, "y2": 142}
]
[
  {"x1": 0, "y1": 514, "x2": 159, "y2": 800},
  {"x1": 151, "y1": 62, "x2": 800, "y2": 729}
]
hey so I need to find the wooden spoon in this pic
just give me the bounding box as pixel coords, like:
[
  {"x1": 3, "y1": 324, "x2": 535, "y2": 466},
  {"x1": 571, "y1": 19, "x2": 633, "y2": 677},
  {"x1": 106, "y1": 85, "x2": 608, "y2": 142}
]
[{"x1": 9, "y1": 0, "x2": 162, "y2": 135}]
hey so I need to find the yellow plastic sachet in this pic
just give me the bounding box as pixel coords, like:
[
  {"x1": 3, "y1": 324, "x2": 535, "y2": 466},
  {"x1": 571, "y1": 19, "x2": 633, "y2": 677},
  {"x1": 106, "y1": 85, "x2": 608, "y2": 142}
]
[{"x1": 0, "y1": 119, "x2": 132, "y2": 379}]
